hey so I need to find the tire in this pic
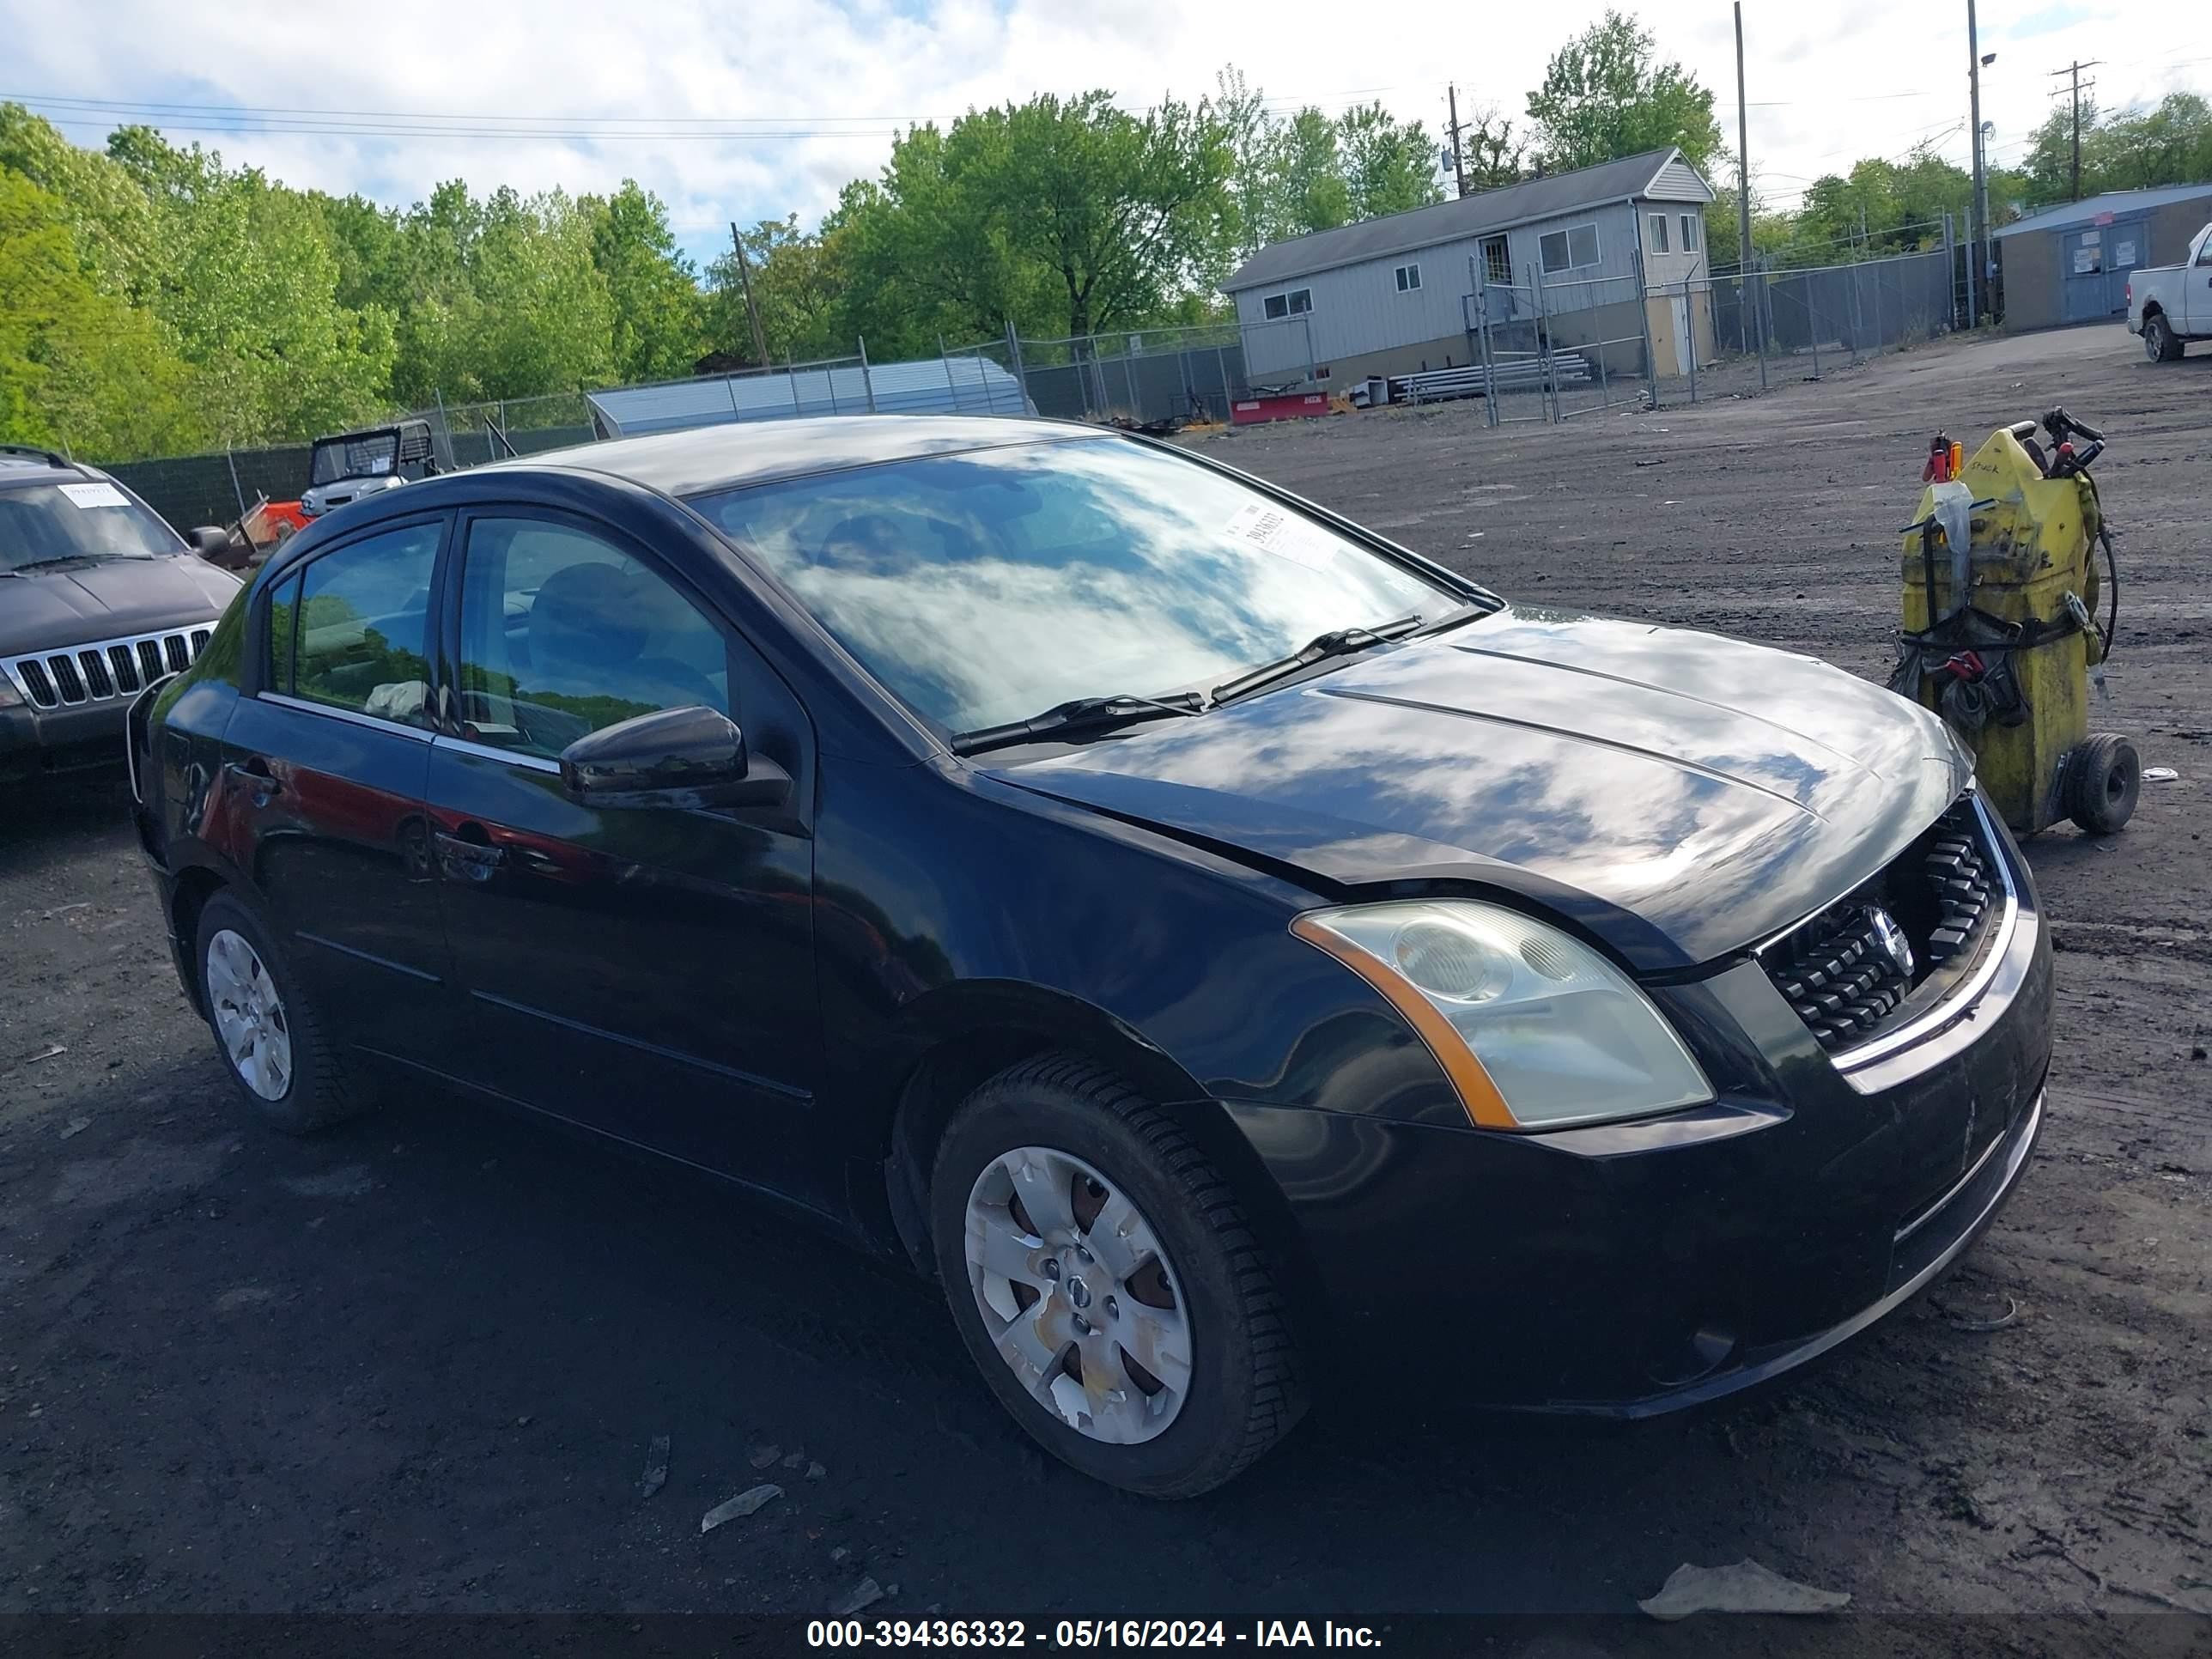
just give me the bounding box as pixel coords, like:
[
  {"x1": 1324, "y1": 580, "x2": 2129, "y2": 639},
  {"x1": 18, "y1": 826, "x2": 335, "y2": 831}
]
[
  {"x1": 194, "y1": 890, "x2": 373, "y2": 1134},
  {"x1": 2063, "y1": 732, "x2": 2140, "y2": 836},
  {"x1": 2142, "y1": 313, "x2": 2183, "y2": 363},
  {"x1": 929, "y1": 1054, "x2": 1306, "y2": 1498}
]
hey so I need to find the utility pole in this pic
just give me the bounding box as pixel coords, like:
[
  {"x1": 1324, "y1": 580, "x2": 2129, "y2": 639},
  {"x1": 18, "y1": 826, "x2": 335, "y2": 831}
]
[
  {"x1": 1732, "y1": 4, "x2": 1759, "y2": 350},
  {"x1": 727, "y1": 221, "x2": 769, "y2": 368},
  {"x1": 2049, "y1": 59, "x2": 2101, "y2": 200},
  {"x1": 1966, "y1": 2, "x2": 1989, "y2": 327},
  {"x1": 1446, "y1": 84, "x2": 1468, "y2": 198}
]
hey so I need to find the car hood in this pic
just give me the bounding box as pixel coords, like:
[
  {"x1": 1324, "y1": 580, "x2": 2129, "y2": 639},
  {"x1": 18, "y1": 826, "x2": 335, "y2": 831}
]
[
  {"x1": 0, "y1": 556, "x2": 239, "y2": 655},
  {"x1": 981, "y1": 607, "x2": 1971, "y2": 972}
]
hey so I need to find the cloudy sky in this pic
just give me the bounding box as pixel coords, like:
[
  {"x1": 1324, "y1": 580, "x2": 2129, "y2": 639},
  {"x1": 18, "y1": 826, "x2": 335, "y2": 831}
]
[{"x1": 5, "y1": 0, "x2": 2203, "y2": 272}]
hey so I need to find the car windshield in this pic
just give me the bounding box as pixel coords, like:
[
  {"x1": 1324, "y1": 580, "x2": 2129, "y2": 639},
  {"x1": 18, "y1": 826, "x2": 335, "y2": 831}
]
[
  {"x1": 0, "y1": 482, "x2": 178, "y2": 571},
  {"x1": 690, "y1": 438, "x2": 1462, "y2": 735},
  {"x1": 310, "y1": 433, "x2": 400, "y2": 486}
]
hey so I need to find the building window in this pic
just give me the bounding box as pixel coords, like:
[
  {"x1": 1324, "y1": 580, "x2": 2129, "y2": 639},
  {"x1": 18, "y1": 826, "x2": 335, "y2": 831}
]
[
  {"x1": 1394, "y1": 263, "x2": 1422, "y2": 293},
  {"x1": 1539, "y1": 222, "x2": 1601, "y2": 274},
  {"x1": 1261, "y1": 287, "x2": 1313, "y2": 321},
  {"x1": 1648, "y1": 213, "x2": 1670, "y2": 253},
  {"x1": 1480, "y1": 234, "x2": 1511, "y2": 286},
  {"x1": 1680, "y1": 214, "x2": 1700, "y2": 253}
]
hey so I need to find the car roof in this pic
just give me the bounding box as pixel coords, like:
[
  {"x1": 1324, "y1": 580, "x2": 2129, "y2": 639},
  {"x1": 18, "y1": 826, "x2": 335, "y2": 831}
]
[
  {"x1": 0, "y1": 446, "x2": 100, "y2": 489},
  {"x1": 489, "y1": 414, "x2": 1104, "y2": 499}
]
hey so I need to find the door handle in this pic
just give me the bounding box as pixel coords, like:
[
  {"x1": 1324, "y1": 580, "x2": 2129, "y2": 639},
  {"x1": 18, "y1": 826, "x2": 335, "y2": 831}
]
[
  {"x1": 434, "y1": 828, "x2": 506, "y2": 882},
  {"x1": 224, "y1": 758, "x2": 282, "y2": 797}
]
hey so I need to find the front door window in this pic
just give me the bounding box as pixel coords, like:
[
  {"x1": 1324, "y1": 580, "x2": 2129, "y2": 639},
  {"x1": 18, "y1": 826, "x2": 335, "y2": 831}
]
[{"x1": 454, "y1": 517, "x2": 729, "y2": 759}]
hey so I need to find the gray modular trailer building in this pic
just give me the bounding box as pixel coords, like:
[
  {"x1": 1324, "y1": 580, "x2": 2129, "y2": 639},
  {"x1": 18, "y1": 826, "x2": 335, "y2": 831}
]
[{"x1": 1224, "y1": 148, "x2": 1718, "y2": 386}]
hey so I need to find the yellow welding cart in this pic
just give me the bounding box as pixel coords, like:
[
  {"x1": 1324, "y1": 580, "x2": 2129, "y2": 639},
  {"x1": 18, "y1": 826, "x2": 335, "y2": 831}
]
[{"x1": 1893, "y1": 412, "x2": 2138, "y2": 836}]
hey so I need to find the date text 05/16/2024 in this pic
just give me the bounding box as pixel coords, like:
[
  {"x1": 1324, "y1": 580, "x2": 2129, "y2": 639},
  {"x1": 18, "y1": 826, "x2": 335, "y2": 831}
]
[{"x1": 805, "y1": 1620, "x2": 1385, "y2": 1649}]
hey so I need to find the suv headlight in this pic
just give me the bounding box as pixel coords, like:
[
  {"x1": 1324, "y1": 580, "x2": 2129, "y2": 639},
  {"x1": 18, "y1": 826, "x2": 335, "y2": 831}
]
[{"x1": 1291, "y1": 899, "x2": 1713, "y2": 1131}]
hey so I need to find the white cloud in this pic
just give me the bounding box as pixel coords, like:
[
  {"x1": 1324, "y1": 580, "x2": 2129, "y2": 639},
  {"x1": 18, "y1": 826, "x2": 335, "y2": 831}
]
[{"x1": 3, "y1": 0, "x2": 2195, "y2": 267}]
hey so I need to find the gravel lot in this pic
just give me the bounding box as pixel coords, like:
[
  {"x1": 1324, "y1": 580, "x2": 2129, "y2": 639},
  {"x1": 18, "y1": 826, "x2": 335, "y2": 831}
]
[{"x1": 3, "y1": 322, "x2": 2206, "y2": 1636}]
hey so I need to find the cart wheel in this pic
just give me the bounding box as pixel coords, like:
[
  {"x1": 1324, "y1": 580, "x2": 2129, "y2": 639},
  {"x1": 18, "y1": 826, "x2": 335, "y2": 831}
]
[{"x1": 2064, "y1": 733, "x2": 2140, "y2": 836}]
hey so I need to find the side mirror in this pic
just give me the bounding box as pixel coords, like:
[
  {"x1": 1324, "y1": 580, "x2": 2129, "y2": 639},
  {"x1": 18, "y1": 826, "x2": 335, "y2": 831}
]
[
  {"x1": 558, "y1": 704, "x2": 792, "y2": 811},
  {"x1": 187, "y1": 526, "x2": 234, "y2": 557}
]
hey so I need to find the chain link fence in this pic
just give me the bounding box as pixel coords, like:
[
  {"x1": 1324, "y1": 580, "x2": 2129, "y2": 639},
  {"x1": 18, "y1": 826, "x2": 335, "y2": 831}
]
[
  {"x1": 1647, "y1": 245, "x2": 1957, "y2": 408},
  {"x1": 1012, "y1": 325, "x2": 1250, "y2": 426}
]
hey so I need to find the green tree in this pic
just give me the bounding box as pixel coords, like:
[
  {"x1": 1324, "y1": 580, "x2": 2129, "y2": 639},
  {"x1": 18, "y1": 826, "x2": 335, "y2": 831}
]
[
  {"x1": 1334, "y1": 102, "x2": 1443, "y2": 219},
  {"x1": 1461, "y1": 110, "x2": 1528, "y2": 191},
  {"x1": 704, "y1": 215, "x2": 851, "y2": 364},
  {"x1": 0, "y1": 169, "x2": 205, "y2": 458},
  {"x1": 1525, "y1": 10, "x2": 1723, "y2": 176},
  {"x1": 1272, "y1": 109, "x2": 1352, "y2": 237},
  {"x1": 586, "y1": 180, "x2": 703, "y2": 382},
  {"x1": 840, "y1": 91, "x2": 1237, "y2": 347}
]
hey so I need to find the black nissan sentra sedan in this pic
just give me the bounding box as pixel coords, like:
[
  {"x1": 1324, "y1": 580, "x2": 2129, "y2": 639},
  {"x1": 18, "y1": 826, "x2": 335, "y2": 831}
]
[{"x1": 130, "y1": 416, "x2": 2050, "y2": 1497}]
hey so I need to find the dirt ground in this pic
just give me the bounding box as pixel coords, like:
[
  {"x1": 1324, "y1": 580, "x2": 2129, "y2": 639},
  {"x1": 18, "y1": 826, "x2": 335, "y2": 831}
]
[{"x1": 3, "y1": 322, "x2": 2207, "y2": 1639}]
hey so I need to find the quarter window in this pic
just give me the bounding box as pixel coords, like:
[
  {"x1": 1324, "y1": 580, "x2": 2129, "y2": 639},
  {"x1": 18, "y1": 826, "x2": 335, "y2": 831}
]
[
  {"x1": 454, "y1": 517, "x2": 729, "y2": 761},
  {"x1": 1649, "y1": 213, "x2": 1669, "y2": 253},
  {"x1": 1540, "y1": 223, "x2": 1601, "y2": 273},
  {"x1": 280, "y1": 521, "x2": 440, "y2": 727},
  {"x1": 1394, "y1": 263, "x2": 1422, "y2": 292}
]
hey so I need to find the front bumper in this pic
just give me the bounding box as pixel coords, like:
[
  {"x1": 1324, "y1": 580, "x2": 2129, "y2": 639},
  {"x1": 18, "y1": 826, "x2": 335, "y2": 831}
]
[
  {"x1": 1230, "y1": 806, "x2": 2053, "y2": 1412},
  {"x1": 1, "y1": 696, "x2": 131, "y2": 785}
]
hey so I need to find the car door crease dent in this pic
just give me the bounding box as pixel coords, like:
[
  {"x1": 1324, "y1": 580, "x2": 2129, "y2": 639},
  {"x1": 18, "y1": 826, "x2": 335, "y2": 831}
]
[
  {"x1": 1317, "y1": 686, "x2": 1828, "y2": 821},
  {"x1": 1440, "y1": 641, "x2": 1878, "y2": 775}
]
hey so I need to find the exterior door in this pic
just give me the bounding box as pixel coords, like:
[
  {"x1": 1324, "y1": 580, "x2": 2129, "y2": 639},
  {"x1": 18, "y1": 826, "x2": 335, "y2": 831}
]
[
  {"x1": 1670, "y1": 295, "x2": 1694, "y2": 375},
  {"x1": 421, "y1": 508, "x2": 821, "y2": 1194},
  {"x1": 215, "y1": 514, "x2": 454, "y2": 1062}
]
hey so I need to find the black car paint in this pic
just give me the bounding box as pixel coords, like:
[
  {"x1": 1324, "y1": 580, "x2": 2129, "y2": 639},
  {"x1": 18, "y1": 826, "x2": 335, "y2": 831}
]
[{"x1": 133, "y1": 418, "x2": 2051, "y2": 1413}]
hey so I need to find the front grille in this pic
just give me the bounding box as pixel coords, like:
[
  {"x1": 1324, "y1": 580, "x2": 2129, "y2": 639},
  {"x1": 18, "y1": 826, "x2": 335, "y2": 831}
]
[
  {"x1": 3, "y1": 624, "x2": 216, "y2": 711},
  {"x1": 1760, "y1": 795, "x2": 2002, "y2": 1054}
]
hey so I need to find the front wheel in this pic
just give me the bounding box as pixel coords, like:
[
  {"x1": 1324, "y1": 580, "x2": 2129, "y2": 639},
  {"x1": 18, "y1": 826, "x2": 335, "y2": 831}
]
[
  {"x1": 929, "y1": 1056, "x2": 1306, "y2": 1498},
  {"x1": 2142, "y1": 314, "x2": 2184, "y2": 363}
]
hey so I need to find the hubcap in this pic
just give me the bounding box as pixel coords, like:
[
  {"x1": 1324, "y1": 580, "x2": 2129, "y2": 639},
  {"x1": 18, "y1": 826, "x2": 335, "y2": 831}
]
[
  {"x1": 205, "y1": 928, "x2": 293, "y2": 1102},
  {"x1": 963, "y1": 1146, "x2": 1192, "y2": 1444}
]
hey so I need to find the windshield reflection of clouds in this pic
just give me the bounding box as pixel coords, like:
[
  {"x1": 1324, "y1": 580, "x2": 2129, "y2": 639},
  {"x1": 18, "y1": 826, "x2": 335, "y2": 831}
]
[{"x1": 693, "y1": 440, "x2": 1450, "y2": 732}]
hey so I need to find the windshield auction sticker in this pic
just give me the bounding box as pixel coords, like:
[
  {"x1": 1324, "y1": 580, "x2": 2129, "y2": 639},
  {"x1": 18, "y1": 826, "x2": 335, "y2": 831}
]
[
  {"x1": 57, "y1": 482, "x2": 131, "y2": 509},
  {"x1": 1224, "y1": 502, "x2": 1335, "y2": 574}
]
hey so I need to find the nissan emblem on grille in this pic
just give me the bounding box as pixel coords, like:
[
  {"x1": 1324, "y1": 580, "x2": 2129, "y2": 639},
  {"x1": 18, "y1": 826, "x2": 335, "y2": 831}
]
[
  {"x1": 1867, "y1": 906, "x2": 1916, "y2": 978},
  {"x1": 1759, "y1": 796, "x2": 1996, "y2": 1055}
]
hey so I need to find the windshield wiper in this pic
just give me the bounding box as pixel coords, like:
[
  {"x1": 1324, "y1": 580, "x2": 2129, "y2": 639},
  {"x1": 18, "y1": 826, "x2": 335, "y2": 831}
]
[
  {"x1": 950, "y1": 692, "x2": 1205, "y2": 757},
  {"x1": 1212, "y1": 611, "x2": 1425, "y2": 704}
]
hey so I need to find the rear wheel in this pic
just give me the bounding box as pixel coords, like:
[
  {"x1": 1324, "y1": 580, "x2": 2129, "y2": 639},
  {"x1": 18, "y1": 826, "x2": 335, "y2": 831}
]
[
  {"x1": 929, "y1": 1055, "x2": 1305, "y2": 1498},
  {"x1": 2063, "y1": 732, "x2": 2140, "y2": 836},
  {"x1": 196, "y1": 891, "x2": 372, "y2": 1134},
  {"x1": 2142, "y1": 313, "x2": 2183, "y2": 363}
]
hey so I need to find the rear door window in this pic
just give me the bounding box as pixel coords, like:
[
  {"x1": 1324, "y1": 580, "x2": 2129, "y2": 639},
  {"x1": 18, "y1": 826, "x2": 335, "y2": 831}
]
[{"x1": 280, "y1": 521, "x2": 441, "y2": 727}]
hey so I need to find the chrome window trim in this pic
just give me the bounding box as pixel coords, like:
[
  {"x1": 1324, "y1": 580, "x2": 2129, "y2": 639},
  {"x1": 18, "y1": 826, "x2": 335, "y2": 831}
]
[
  {"x1": 259, "y1": 690, "x2": 434, "y2": 743},
  {"x1": 1832, "y1": 792, "x2": 2021, "y2": 1083},
  {"x1": 431, "y1": 732, "x2": 562, "y2": 775}
]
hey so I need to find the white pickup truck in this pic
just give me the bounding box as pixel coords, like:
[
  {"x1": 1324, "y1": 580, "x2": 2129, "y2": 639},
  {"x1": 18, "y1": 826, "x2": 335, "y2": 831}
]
[{"x1": 2127, "y1": 220, "x2": 2212, "y2": 361}]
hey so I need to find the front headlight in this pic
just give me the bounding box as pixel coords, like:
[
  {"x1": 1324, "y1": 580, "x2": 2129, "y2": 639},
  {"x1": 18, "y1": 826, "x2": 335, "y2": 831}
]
[
  {"x1": 1291, "y1": 899, "x2": 1713, "y2": 1131},
  {"x1": 0, "y1": 673, "x2": 22, "y2": 709}
]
